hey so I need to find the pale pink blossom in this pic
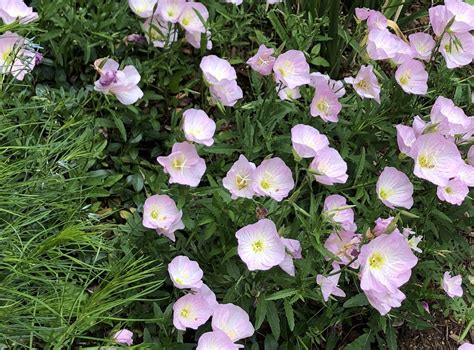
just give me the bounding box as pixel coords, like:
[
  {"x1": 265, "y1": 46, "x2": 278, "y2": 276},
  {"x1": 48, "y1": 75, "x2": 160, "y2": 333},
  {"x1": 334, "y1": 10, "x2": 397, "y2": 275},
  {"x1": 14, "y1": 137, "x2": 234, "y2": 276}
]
[
  {"x1": 178, "y1": 2, "x2": 209, "y2": 33},
  {"x1": 291, "y1": 124, "x2": 329, "y2": 158},
  {"x1": 355, "y1": 8, "x2": 387, "y2": 30},
  {"x1": 226, "y1": 0, "x2": 243, "y2": 4},
  {"x1": 235, "y1": 219, "x2": 286, "y2": 271},
  {"x1": 277, "y1": 84, "x2": 301, "y2": 101},
  {"x1": 364, "y1": 285, "x2": 406, "y2": 316},
  {"x1": 429, "y1": 1, "x2": 474, "y2": 36},
  {"x1": 440, "y1": 32, "x2": 474, "y2": 69},
  {"x1": 168, "y1": 255, "x2": 203, "y2": 289},
  {"x1": 430, "y1": 96, "x2": 471, "y2": 137},
  {"x1": 457, "y1": 163, "x2": 474, "y2": 187},
  {"x1": 344, "y1": 65, "x2": 381, "y2": 103},
  {"x1": 310, "y1": 82, "x2": 342, "y2": 123},
  {"x1": 279, "y1": 238, "x2": 303, "y2": 276},
  {"x1": 0, "y1": 32, "x2": 36, "y2": 80},
  {"x1": 468, "y1": 146, "x2": 474, "y2": 165},
  {"x1": 113, "y1": 329, "x2": 133, "y2": 346},
  {"x1": 366, "y1": 28, "x2": 404, "y2": 61},
  {"x1": 324, "y1": 231, "x2": 361, "y2": 268},
  {"x1": 316, "y1": 269, "x2": 346, "y2": 302},
  {"x1": 252, "y1": 157, "x2": 294, "y2": 201},
  {"x1": 395, "y1": 58, "x2": 428, "y2": 95},
  {"x1": 157, "y1": 142, "x2": 206, "y2": 187},
  {"x1": 143, "y1": 16, "x2": 178, "y2": 48},
  {"x1": 0, "y1": 0, "x2": 38, "y2": 24},
  {"x1": 142, "y1": 194, "x2": 184, "y2": 242},
  {"x1": 411, "y1": 134, "x2": 463, "y2": 186},
  {"x1": 197, "y1": 330, "x2": 243, "y2": 350},
  {"x1": 421, "y1": 301, "x2": 430, "y2": 314},
  {"x1": 376, "y1": 167, "x2": 414, "y2": 209},
  {"x1": 192, "y1": 284, "x2": 218, "y2": 309},
  {"x1": 409, "y1": 33, "x2": 435, "y2": 61},
  {"x1": 185, "y1": 30, "x2": 212, "y2": 50},
  {"x1": 200, "y1": 55, "x2": 237, "y2": 86},
  {"x1": 442, "y1": 271, "x2": 463, "y2": 298},
  {"x1": 247, "y1": 44, "x2": 276, "y2": 76},
  {"x1": 173, "y1": 293, "x2": 212, "y2": 330},
  {"x1": 94, "y1": 58, "x2": 143, "y2": 105},
  {"x1": 183, "y1": 109, "x2": 216, "y2": 146},
  {"x1": 402, "y1": 228, "x2": 423, "y2": 253},
  {"x1": 158, "y1": 0, "x2": 185, "y2": 23},
  {"x1": 413, "y1": 115, "x2": 428, "y2": 137},
  {"x1": 373, "y1": 217, "x2": 398, "y2": 236},
  {"x1": 436, "y1": 179, "x2": 469, "y2": 205},
  {"x1": 267, "y1": 0, "x2": 283, "y2": 4},
  {"x1": 273, "y1": 50, "x2": 310, "y2": 89},
  {"x1": 212, "y1": 304, "x2": 254, "y2": 341},
  {"x1": 209, "y1": 79, "x2": 243, "y2": 107},
  {"x1": 309, "y1": 147, "x2": 348, "y2": 185},
  {"x1": 458, "y1": 343, "x2": 474, "y2": 350},
  {"x1": 396, "y1": 124, "x2": 417, "y2": 155},
  {"x1": 309, "y1": 72, "x2": 346, "y2": 98},
  {"x1": 129, "y1": 0, "x2": 158, "y2": 18},
  {"x1": 322, "y1": 194, "x2": 356, "y2": 232},
  {"x1": 222, "y1": 155, "x2": 256, "y2": 199}
]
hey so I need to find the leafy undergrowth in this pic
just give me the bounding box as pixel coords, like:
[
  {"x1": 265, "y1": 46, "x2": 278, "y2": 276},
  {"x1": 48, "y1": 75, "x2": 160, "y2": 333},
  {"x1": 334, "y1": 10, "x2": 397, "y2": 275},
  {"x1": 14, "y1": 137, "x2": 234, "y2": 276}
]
[{"x1": 0, "y1": 0, "x2": 473, "y2": 349}]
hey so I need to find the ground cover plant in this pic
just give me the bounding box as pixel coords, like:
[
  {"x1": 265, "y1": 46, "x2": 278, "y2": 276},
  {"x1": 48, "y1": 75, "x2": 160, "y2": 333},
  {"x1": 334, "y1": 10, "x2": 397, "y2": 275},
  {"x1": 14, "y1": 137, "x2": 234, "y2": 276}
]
[{"x1": 0, "y1": 0, "x2": 473, "y2": 349}]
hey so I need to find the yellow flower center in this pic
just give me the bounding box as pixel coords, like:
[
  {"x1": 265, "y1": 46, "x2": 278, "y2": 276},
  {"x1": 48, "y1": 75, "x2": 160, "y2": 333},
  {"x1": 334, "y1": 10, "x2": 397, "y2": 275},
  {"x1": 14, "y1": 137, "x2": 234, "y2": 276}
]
[
  {"x1": 175, "y1": 277, "x2": 183, "y2": 285},
  {"x1": 2, "y1": 49, "x2": 12, "y2": 62},
  {"x1": 445, "y1": 186, "x2": 453, "y2": 194},
  {"x1": 252, "y1": 240, "x2": 265, "y2": 253},
  {"x1": 172, "y1": 157, "x2": 186, "y2": 170},
  {"x1": 356, "y1": 80, "x2": 369, "y2": 91},
  {"x1": 278, "y1": 61, "x2": 293, "y2": 77},
  {"x1": 316, "y1": 98, "x2": 329, "y2": 113},
  {"x1": 236, "y1": 174, "x2": 249, "y2": 190},
  {"x1": 418, "y1": 154, "x2": 434, "y2": 169},
  {"x1": 260, "y1": 179, "x2": 271, "y2": 190},
  {"x1": 368, "y1": 252, "x2": 384, "y2": 269},
  {"x1": 167, "y1": 10, "x2": 175, "y2": 17},
  {"x1": 180, "y1": 308, "x2": 190, "y2": 318},
  {"x1": 379, "y1": 188, "x2": 394, "y2": 200},
  {"x1": 151, "y1": 210, "x2": 159, "y2": 219},
  {"x1": 399, "y1": 71, "x2": 411, "y2": 85},
  {"x1": 182, "y1": 17, "x2": 190, "y2": 26}
]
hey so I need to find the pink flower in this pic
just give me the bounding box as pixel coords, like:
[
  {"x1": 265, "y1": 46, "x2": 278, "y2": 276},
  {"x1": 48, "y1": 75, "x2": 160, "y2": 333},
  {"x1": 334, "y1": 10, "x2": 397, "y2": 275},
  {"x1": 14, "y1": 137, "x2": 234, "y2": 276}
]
[
  {"x1": 185, "y1": 30, "x2": 212, "y2": 50},
  {"x1": 440, "y1": 32, "x2": 474, "y2": 69},
  {"x1": 429, "y1": 4, "x2": 452, "y2": 36},
  {"x1": 252, "y1": 158, "x2": 294, "y2": 202},
  {"x1": 178, "y1": 2, "x2": 209, "y2": 33},
  {"x1": 143, "y1": 16, "x2": 178, "y2": 48},
  {"x1": 364, "y1": 286, "x2": 406, "y2": 316},
  {"x1": 291, "y1": 124, "x2": 329, "y2": 158},
  {"x1": 316, "y1": 269, "x2": 346, "y2": 302},
  {"x1": 409, "y1": 33, "x2": 435, "y2": 61},
  {"x1": 226, "y1": 0, "x2": 243, "y2": 4},
  {"x1": 324, "y1": 231, "x2": 361, "y2": 267},
  {"x1": 200, "y1": 55, "x2": 237, "y2": 86},
  {"x1": 192, "y1": 284, "x2": 218, "y2": 309},
  {"x1": 279, "y1": 238, "x2": 303, "y2": 276},
  {"x1": 429, "y1": 1, "x2": 474, "y2": 36},
  {"x1": 366, "y1": 28, "x2": 404, "y2": 61},
  {"x1": 395, "y1": 58, "x2": 428, "y2": 95},
  {"x1": 430, "y1": 96, "x2": 471, "y2": 137},
  {"x1": 468, "y1": 146, "x2": 474, "y2": 165},
  {"x1": 273, "y1": 50, "x2": 310, "y2": 89},
  {"x1": 235, "y1": 219, "x2": 286, "y2": 271},
  {"x1": 413, "y1": 115, "x2": 428, "y2": 137},
  {"x1": 128, "y1": 0, "x2": 158, "y2": 18},
  {"x1": 212, "y1": 304, "x2": 255, "y2": 341},
  {"x1": 277, "y1": 84, "x2": 301, "y2": 101},
  {"x1": 157, "y1": 142, "x2": 206, "y2": 187},
  {"x1": 222, "y1": 155, "x2": 256, "y2": 199},
  {"x1": 396, "y1": 124, "x2": 417, "y2": 155},
  {"x1": 309, "y1": 72, "x2": 346, "y2": 98},
  {"x1": 142, "y1": 194, "x2": 184, "y2": 241},
  {"x1": 309, "y1": 147, "x2": 348, "y2": 186},
  {"x1": 355, "y1": 8, "x2": 387, "y2": 30},
  {"x1": 173, "y1": 293, "x2": 212, "y2": 330},
  {"x1": 344, "y1": 65, "x2": 381, "y2": 103},
  {"x1": 411, "y1": 134, "x2": 463, "y2": 186},
  {"x1": 373, "y1": 217, "x2": 398, "y2": 236},
  {"x1": 322, "y1": 194, "x2": 357, "y2": 232},
  {"x1": 0, "y1": 0, "x2": 38, "y2": 24},
  {"x1": 247, "y1": 44, "x2": 276, "y2": 76},
  {"x1": 458, "y1": 343, "x2": 474, "y2": 350},
  {"x1": 113, "y1": 329, "x2": 133, "y2": 346},
  {"x1": 0, "y1": 32, "x2": 36, "y2": 81},
  {"x1": 168, "y1": 255, "x2": 203, "y2": 289},
  {"x1": 197, "y1": 330, "x2": 243, "y2": 350},
  {"x1": 442, "y1": 271, "x2": 463, "y2": 298},
  {"x1": 376, "y1": 167, "x2": 414, "y2": 209},
  {"x1": 310, "y1": 82, "x2": 342, "y2": 123},
  {"x1": 183, "y1": 109, "x2": 216, "y2": 146},
  {"x1": 209, "y1": 79, "x2": 243, "y2": 107},
  {"x1": 94, "y1": 58, "x2": 143, "y2": 105},
  {"x1": 158, "y1": 0, "x2": 185, "y2": 23},
  {"x1": 457, "y1": 163, "x2": 474, "y2": 187},
  {"x1": 436, "y1": 179, "x2": 469, "y2": 205}
]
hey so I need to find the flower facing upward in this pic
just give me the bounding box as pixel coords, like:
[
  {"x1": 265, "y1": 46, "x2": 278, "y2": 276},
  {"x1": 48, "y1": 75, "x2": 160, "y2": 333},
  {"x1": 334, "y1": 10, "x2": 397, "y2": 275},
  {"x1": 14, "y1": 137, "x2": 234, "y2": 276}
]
[
  {"x1": 158, "y1": 0, "x2": 185, "y2": 23},
  {"x1": 316, "y1": 269, "x2": 346, "y2": 302},
  {"x1": 197, "y1": 330, "x2": 243, "y2": 350},
  {"x1": 322, "y1": 194, "x2": 357, "y2": 232},
  {"x1": 429, "y1": 0, "x2": 474, "y2": 36},
  {"x1": 168, "y1": 255, "x2": 203, "y2": 289},
  {"x1": 183, "y1": 109, "x2": 216, "y2": 146},
  {"x1": 128, "y1": 0, "x2": 158, "y2": 18},
  {"x1": 173, "y1": 293, "x2": 212, "y2": 330},
  {"x1": 279, "y1": 238, "x2": 303, "y2": 276},
  {"x1": 310, "y1": 82, "x2": 342, "y2": 123},
  {"x1": 411, "y1": 134, "x2": 463, "y2": 186},
  {"x1": 142, "y1": 194, "x2": 183, "y2": 232},
  {"x1": 223, "y1": 155, "x2": 256, "y2": 199},
  {"x1": 252, "y1": 157, "x2": 294, "y2": 202},
  {"x1": 376, "y1": 167, "x2": 414, "y2": 209},
  {"x1": 309, "y1": 147, "x2": 348, "y2": 186},
  {"x1": 211, "y1": 304, "x2": 255, "y2": 342},
  {"x1": 178, "y1": 2, "x2": 209, "y2": 33},
  {"x1": 436, "y1": 179, "x2": 469, "y2": 205},
  {"x1": 247, "y1": 44, "x2": 276, "y2": 76},
  {"x1": 0, "y1": 0, "x2": 38, "y2": 24},
  {"x1": 344, "y1": 65, "x2": 381, "y2": 103},
  {"x1": 157, "y1": 142, "x2": 206, "y2": 187},
  {"x1": 291, "y1": 124, "x2": 329, "y2": 158},
  {"x1": 409, "y1": 33, "x2": 435, "y2": 61},
  {"x1": 273, "y1": 50, "x2": 310, "y2": 89},
  {"x1": 113, "y1": 329, "x2": 133, "y2": 346},
  {"x1": 442, "y1": 271, "x2": 463, "y2": 298},
  {"x1": 395, "y1": 58, "x2": 428, "y2": 95},
  {"x1": 235, "y1": 219, "x2": 286, "y2": 271},
  {"x1": 200, "y1": 55, "x2": 237, "y2": 86}
]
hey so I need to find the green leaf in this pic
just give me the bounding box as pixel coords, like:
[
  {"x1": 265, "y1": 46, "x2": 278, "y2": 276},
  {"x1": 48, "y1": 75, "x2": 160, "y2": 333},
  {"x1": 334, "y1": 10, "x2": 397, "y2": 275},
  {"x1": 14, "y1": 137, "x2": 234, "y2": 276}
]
[
  {"x1": 343, "y1": 294, "x2": 368, "y2": 308},
  {"x1": 266, "y1": 289, "x2": 298, "y2": 301},
  {"x1": 266, "y1": 301, "x2": 280, "y2": 340},
  {"x1": 283, "y1": 300, "x2": 295, "y2": 331},
  {"x1": 432, "y1": 208, "x2": 453, "y2": 224},
  {"x1": 310, "y1": 57, "x2": 330, "y2": 67},
  {"x1": 343, "y1": 333, "x2": 371, "y2": 350},
  {"x1": 267, "y1": 11, "x2": 287, "y2": 42},
  {"x1": 386, "y1": 325, "x2": 397, "y2": 350},
  {"x1": 255, "y1": 298, "x2": 268, "y2": 330}
]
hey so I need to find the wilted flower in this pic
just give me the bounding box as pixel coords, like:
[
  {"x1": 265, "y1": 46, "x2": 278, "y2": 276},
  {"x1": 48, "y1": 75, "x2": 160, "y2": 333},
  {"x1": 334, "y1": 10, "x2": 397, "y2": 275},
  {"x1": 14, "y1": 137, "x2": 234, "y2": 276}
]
[
  {"x1": 168, "y1": 255, "x2": 203, "y2": 289},
  {"x1": 310, "y1": 82, "x2": 342, "y2": 123},
  {"x1": 247, "y1": 44, "x2": 276, "y2": 76},
  {"x1": 158, "y1": 0, "x2": 185, "y2": 23},
  {"x1": 395, "y1": 58, "x2": 428, "y2": 95},
  {"x1": 279, "y1": 238, "x2": 303, "y2": 276},
  {"x1": 212, "y1": 304, "x2": 255, "y2": 341},
  {"x1": 183, "y1": 109, "x2": 216, "y2": 146},
  {"x1": 316, "y1": 268, "x2": 346, "y2": 302},
  {"x1": 402, "y1": 228, "x2": 423, "y2": 253},
  {"x1": 344, "y1": 65, "x2": 381, "y2": 103},
  {"x1": 128, "y1": 0, "x2": 158, "y2": 18},
  {"x1": 0, "y1": 0, "x2": 38, "y2": 23},
  {"x1": 157, "y1": 142, "x2": 206, "y2": 187},
  {"x1": 143, "y1": 16, "x2": 178, "y2": 48},
  {"x1": 409, "y1": 32, "x2": 435, "y2": 61},
  {"x1": 324, "y1": 231, "x2": 361, "y2": 267},
  {"x1": 197, "y1": 330, "x2": 243, "y2": 350},
  {"x1": 373, "y1": 216, "x2": 398, "y2": 236},
  {"x1": 173, "y1": 293, "x2": 212, "y2": 330},
  {"x1": 235, "y1": 219, "x2": 286, "y2": 271},
  {"x1": 0, "y1": 32, "x2": 36, "y2": 80},
  {"x1": 113, "y1": 329, "x2": 133, "y2": 346},
  {"x1": 291, "y1": 124, "x2": 329, "y2": 158},
  {"x1": 376, "y1": 167, "x2": 414, "y2": 209},
  {"x1": 309, "y1": 147, "x2": 348, "y2": 185},
  {"x1": 442, "y1": 271, "x2": 463, "y2": 298},
  {"x1": 436, "y1": 179, "x2": 469, "y2": 205},
  {"x1": 178, "y1": 2, "x2": 209, "y2": 33},
  {"x1": 323, "y1": 194, "x2": 357, "y2": 232},
  {"x1": 273, "y1": 50, "x2": 310, "y2": 89},
  {"x1": 223, "y1": 155, "x2": 256, "y2": 199},
  {"x1": 142, "y1": 194, "x2": 184, "y2": 242},
  {"x1": 252, "y1": 157, "x2": 294, "y2": 202}
]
